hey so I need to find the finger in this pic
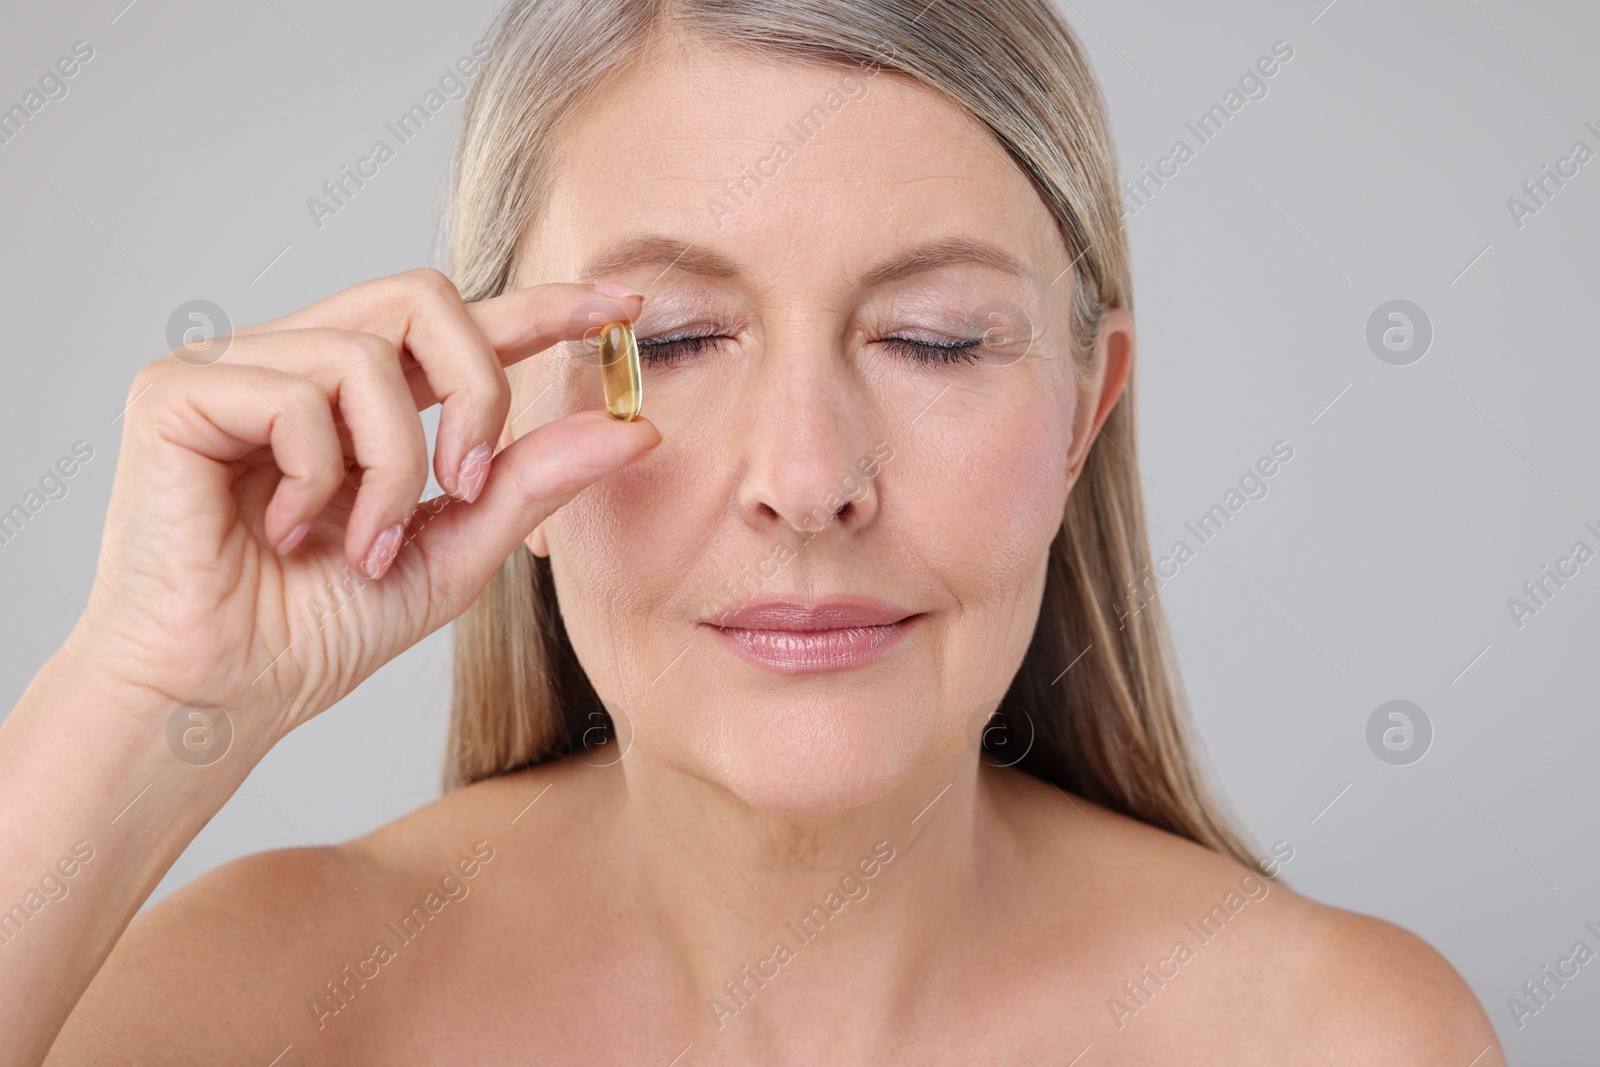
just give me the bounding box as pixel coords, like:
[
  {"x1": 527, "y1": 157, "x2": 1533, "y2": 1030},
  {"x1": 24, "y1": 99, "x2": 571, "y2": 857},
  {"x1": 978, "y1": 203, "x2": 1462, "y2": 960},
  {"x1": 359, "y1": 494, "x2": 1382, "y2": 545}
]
[
  {"x1": 132, "y1": 361, "x2": 345, "y2": 553},
  {"x1": 243, "y1": 269, "x2": 513, "y2": 502},
  {"x1": 243, "y1": 276, "x2": 644, "y2": 376},
  {"x1": 465, "y1": 282, "x2": 644, "y2": 369},
  {"x1": 238, "y1": 275, "x2": 644, "y2": 474},
  {"x1": 215, "y1": 329, "x2": 432, "y2": 578},
  {"x1": 361, "y1": 269, "x2": 510, "y2": 500},
  {"x1": 404, "y1": 410, "x2": 661, "y2": 629},
  {"x1": 232, "y1": 273, "x2": 645, "y2": 515}
]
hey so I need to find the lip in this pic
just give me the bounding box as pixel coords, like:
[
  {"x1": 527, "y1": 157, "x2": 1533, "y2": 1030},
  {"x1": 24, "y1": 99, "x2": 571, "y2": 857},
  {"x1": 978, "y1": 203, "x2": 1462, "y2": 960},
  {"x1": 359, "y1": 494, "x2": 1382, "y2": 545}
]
[{"x1": 702, "y1": 596, "x2": 919, "y2": 675}]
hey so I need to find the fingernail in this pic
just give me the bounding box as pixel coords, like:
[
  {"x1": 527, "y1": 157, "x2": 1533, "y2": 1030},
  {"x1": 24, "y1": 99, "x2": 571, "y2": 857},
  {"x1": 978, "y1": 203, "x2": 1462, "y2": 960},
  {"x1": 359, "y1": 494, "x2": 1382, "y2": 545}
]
[
  {"x1": 276, "y1": 521, "x2": 311, "y2": 555},
  {"x1": 592, "y1": 282, "x2": 643, "y2": 300},
  {"x1": 362, "y1": 523, "x2": 405, "y2": 579},
  {"x1": 455, "y1": 443, "x2": 492, "y2": 504}
]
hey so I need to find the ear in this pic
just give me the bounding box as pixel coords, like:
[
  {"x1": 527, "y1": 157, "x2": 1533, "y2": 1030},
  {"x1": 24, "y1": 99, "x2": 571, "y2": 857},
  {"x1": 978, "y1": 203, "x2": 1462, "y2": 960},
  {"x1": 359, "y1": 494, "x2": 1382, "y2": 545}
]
[{"x1": 1065, "y1": 306, "x2": 1134, "y2": 487}]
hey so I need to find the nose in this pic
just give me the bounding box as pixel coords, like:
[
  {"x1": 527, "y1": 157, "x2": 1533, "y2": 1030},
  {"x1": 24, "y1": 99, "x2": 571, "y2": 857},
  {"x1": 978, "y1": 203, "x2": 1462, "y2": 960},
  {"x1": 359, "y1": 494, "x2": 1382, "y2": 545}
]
[{"x1": 732, "y1": 327, "x2": 881, "y2": 539}]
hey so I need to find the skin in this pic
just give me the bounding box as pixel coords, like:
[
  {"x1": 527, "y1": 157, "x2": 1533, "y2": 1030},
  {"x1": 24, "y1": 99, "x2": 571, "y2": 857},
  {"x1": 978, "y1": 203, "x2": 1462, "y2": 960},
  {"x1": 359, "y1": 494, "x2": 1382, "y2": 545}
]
[{"x1": 0, "y1": 35, "x2": 1502, "y2": 1067}]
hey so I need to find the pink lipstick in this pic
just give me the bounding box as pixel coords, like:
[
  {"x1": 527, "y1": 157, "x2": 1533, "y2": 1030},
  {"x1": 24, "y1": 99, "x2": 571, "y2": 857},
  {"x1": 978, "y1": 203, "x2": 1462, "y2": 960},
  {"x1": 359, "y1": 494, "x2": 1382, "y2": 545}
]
[{"x1": 703, "y1": 597, "x2": 918, "y2": 675}]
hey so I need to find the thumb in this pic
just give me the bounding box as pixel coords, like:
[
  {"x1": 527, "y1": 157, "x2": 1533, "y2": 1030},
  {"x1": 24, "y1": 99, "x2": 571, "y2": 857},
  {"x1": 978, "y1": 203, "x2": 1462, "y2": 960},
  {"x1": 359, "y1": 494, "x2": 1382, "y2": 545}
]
[{"x1": 409, "y1": 409, "x2": 661, "y2": 626}]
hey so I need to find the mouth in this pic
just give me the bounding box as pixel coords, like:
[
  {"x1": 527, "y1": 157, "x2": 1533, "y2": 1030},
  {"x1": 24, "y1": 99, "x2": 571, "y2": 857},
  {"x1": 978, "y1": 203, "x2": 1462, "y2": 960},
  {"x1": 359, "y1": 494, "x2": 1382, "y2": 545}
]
[{"x1": 701, "y1": 596, "x2": 920, "y2": 675}]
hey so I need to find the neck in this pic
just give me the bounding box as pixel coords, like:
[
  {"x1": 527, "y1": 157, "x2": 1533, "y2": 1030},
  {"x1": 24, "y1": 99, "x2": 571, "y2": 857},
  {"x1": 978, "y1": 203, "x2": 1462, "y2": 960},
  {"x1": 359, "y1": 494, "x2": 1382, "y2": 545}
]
[{"x1": 618, "y1": 747, "x2": 992, "y2": 1037}]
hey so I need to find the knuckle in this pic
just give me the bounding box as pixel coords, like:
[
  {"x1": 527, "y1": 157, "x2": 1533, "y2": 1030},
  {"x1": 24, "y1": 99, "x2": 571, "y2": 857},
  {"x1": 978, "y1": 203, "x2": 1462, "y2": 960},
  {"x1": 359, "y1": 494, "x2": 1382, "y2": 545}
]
[
  {"x1": 402, "y1": 459, "x2": 431, "y2": 493},
  {"x1": 281, "y1": 375, "x2": 328, "y2": 418},
  {"x1": 393, "y1": 429, "x2": 430, "y2": 473},
  {"x1": 131, "y1": 355, "x2": 202, "y2": 409},
  {"x1": 398, "y1": 267, "x2": 459, "y2": 305},
  {"x1": 345, "y1": 331, "x2": 397, "y2": 366},
  {"x1": 134, "y1": 357, "x2": 175, "y2": 393},
  {"x1": 371, "y1": 424, "x2": 430, "y2": 487},
  {"x1": 376, "y1": 454, "x2": 430, "y2": 499},
  {"x1": 122, "y1": 363, "x2": 171, "y2": 424},
  {"x1": 444, "y1": 338, "x2": 510, "y2": 410}
]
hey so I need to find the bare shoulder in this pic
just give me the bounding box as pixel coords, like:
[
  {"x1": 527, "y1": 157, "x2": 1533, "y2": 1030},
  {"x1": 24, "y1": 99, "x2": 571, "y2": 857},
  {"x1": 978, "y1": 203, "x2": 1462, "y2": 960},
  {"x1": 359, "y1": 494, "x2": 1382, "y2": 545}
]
[
  {"x1": 988, "y1": 770, "x2": 1504, "y2": 1063},
  {"x1": 1280, "y1": 903, "x2": 1505, "y2": 1064},
  {"x1": 46, "y1": 757, "x2": 590, "y2": 1065}
]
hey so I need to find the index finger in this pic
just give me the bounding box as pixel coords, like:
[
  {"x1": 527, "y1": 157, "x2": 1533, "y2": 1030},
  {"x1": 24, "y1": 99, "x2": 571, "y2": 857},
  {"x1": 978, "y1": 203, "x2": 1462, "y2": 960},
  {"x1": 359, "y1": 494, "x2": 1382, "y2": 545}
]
[{"x1": 466, "y1": 282, "x2": 644, "y2": 368}]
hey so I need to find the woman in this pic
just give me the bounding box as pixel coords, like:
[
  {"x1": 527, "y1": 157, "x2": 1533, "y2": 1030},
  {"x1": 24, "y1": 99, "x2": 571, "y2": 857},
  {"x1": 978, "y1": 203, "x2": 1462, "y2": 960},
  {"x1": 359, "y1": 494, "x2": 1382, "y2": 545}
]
[{"x1": 2, "y1": 0, "x2": 1501, "y2": 1062}]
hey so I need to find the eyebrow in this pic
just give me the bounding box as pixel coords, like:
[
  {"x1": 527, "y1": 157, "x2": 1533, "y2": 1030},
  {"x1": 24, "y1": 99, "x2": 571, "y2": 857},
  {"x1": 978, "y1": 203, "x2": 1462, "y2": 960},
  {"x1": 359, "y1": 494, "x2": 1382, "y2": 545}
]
[
  {"x1": 858, "y1": 236, "x2": 1032, "y2": 289},
  {"x1": 577, "y1": 236, "x2": 738, "y2": 284},
  {"x1": 576, "y1": 234, "x2": 1033, "y2": 289}
]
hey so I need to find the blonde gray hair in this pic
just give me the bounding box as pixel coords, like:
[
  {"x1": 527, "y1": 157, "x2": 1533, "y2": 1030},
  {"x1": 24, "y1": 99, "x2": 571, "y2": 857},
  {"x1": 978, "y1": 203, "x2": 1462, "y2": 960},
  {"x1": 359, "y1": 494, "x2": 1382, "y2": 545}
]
[{"x1": 445, "y1": 0, "x2": 1257, "y2": 869}]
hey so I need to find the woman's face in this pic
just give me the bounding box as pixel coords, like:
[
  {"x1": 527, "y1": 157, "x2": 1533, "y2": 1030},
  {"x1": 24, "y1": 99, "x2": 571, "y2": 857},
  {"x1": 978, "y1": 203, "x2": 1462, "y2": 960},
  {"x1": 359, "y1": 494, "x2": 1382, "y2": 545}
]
[{"x1": 511, "y1": 40, "x2": 1126, "y2": 814}]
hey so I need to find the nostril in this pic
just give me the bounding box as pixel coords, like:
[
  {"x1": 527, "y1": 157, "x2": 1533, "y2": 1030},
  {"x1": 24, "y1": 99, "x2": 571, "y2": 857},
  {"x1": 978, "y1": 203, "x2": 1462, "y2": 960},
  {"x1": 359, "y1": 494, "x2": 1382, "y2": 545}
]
[
  {"x1": 738, "y1": 460, "x2": 879, "y2": 537},
  {"x1": 781, "y1": 498, "x2": 851, "y2": 538}
]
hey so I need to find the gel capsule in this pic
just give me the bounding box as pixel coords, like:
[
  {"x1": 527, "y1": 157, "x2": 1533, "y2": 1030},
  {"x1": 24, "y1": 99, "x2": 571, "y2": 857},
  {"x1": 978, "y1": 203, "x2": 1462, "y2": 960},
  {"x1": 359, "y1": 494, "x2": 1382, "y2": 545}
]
[{"x1": 598, "y1": 320, "x2": 642, "y2": 422}]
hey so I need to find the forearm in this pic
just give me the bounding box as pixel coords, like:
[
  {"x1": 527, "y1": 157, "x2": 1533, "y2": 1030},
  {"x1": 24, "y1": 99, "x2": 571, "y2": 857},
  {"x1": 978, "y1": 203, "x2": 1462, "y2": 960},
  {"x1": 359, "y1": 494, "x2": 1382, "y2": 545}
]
[{"x1": 0, "y1": 636, "x2": 257, "y2": 1067}]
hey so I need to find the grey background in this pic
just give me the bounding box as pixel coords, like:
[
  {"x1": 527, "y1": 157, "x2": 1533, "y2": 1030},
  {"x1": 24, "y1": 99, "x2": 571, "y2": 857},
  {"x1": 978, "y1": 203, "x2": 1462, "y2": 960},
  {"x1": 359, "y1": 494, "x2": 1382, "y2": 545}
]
[{"x1": 1, "y1": 0, "x2": 1595, "y2": 1057}]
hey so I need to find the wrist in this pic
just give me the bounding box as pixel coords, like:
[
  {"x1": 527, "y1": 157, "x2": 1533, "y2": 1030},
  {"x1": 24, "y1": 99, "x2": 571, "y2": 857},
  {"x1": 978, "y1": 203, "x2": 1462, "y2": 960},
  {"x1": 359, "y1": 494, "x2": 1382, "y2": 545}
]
[
  {"x1": 3, "y1": 638, "x2": 262, "y2": 878},
  {"x1": 55, "y1": 621, "x2": 290, "y2": 763},
  {"x1": 23, "y1": 634, "x2": 267, "y2": 793},
  {"x1": 51, "y1": 628, "x2": 185, "y2": 725}
]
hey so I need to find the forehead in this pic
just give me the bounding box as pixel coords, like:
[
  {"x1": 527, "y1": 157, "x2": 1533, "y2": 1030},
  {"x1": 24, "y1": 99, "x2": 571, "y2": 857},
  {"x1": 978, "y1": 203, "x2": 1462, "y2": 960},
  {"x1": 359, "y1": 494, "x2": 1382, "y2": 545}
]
[{"x1": 521, "y1": 41, "x2": 1067, "y2": 288}]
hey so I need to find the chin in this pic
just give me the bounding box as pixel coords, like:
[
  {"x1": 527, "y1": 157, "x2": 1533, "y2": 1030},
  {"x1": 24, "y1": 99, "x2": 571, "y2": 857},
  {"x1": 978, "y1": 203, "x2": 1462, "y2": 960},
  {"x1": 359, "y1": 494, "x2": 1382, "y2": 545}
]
[{"x1": 690, "y1": 695, "x2": 932, "y2": 815}]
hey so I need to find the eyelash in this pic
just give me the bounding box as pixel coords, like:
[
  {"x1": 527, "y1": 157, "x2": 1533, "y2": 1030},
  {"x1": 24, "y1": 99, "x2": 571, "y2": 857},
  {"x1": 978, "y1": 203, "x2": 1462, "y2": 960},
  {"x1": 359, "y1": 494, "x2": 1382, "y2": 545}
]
[
  {"x1": 637, "y1": 333, "x2": 720, "y2": 367},
  {"x1": 881, "y1": 337, "x2": 984, "y2": 365},
  {"x1": 637, "y1": 333, "x2": 984, "y2": 367}
]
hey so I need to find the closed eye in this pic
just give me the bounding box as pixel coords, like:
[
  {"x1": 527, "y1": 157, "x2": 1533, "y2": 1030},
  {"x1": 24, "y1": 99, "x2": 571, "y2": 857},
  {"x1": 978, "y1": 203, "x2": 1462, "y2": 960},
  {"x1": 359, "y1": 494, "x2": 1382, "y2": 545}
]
[
  {"x1": 637, "y1": 333, "x2": 724, "y2": 367},
  {"x1": 881, "y1": 337, "x2": 984, "y2": 365},
  {"x1": 636, "y1": 333, "x2": 986, "y2": 366}
]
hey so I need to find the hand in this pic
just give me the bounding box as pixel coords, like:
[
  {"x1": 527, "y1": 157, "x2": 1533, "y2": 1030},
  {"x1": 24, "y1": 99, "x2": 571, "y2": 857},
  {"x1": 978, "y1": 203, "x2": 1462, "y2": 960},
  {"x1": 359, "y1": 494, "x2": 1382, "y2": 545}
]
[{"x1": 73, "y1": 268, "x2": 657, "y2": 748}]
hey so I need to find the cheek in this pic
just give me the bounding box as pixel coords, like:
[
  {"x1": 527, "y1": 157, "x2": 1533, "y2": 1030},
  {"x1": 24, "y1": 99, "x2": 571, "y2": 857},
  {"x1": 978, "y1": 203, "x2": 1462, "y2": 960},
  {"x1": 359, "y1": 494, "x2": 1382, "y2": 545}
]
[
  {"x1": 531, "y1": 352, "x2": 1078, "y2": 809},
  {"x1": 538, "y1": 417, "x2": 729, "y2": 690},
  {"x1": 540, "y1": 343, "x2": 609, "y2": 420},
  {"x1": 902, "y1": 381, "x2": 1074, "y2": 579},
  {"x1": 886, "y1": 379, "x2": 1072, "y2": 714}
]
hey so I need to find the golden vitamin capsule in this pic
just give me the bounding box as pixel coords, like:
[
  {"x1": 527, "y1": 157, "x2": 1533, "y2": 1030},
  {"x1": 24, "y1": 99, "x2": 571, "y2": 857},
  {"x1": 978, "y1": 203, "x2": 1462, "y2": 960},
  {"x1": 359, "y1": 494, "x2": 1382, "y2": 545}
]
[{"x1": 598, "y1": 320, "x2": 642, "y2": 422}]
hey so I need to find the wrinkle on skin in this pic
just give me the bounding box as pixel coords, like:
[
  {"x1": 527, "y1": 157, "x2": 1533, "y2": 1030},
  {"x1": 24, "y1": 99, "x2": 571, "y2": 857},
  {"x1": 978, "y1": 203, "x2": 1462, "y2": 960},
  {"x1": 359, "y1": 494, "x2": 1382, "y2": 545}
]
[
  {"x1": 494, "y1": 43, "x2": 1117, "y2": 1042},
  {"x1": 514, "y1": 39, "x2": 1088, "y2": 820}
]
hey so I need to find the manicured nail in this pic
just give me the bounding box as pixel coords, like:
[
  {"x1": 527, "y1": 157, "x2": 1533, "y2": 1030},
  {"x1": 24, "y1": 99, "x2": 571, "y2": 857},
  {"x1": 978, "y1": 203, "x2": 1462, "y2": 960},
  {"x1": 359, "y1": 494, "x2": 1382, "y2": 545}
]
[
  {"x1": 592, "y1": 282, "x2": 643, "y2": 300},
  {"x1": 275, "y1": 521, "x2": 312, "y2": 555},
  {"x1": 455, "y1": 443, "x2": 492, "y2": 503},
  {"x1": 362, "y1": 523, "x2": 405, "y2": 579}
]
